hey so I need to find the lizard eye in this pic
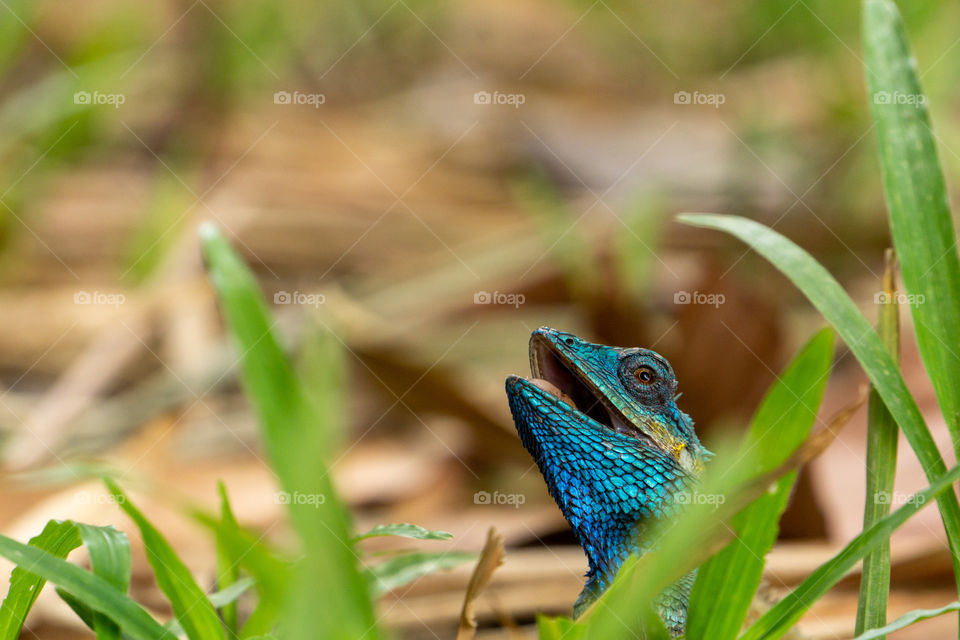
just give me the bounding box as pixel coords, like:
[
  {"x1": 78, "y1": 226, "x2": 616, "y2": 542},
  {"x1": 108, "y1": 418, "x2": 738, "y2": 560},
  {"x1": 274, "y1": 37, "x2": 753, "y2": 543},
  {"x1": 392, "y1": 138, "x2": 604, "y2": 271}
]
[
  {"x1": 617, "y1": 350, "x2": 675, "y2": 407},
  {"x1": 635, "y1": 366, "x2": 656, "y2": 385}
]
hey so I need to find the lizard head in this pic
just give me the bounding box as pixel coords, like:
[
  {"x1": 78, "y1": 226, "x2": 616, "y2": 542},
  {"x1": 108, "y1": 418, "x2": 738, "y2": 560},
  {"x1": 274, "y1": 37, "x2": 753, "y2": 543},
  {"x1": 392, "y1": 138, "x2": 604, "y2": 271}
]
[{"x1": 507, "y1": 327, "x2": 709, "y2": 475}]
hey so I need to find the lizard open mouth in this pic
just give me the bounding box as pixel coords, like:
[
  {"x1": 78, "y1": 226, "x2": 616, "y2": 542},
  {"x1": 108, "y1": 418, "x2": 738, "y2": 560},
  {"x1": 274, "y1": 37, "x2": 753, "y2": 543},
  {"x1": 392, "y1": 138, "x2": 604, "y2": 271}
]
[{"x1": 527, "y1": 334, "x2": 657, "y2": 446}]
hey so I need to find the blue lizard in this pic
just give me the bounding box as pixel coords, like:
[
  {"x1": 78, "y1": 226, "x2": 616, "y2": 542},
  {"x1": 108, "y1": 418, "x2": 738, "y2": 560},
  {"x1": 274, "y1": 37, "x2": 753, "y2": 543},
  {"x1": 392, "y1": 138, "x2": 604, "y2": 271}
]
[{"x1": 505, "y1": 327, "x2": 711, "y2": 637}]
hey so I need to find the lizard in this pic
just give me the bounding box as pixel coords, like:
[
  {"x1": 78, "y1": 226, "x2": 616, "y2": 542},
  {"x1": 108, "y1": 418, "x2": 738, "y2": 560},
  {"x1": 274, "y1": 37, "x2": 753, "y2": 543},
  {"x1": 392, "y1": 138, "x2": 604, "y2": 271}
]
[{"x1": 505, "y1": 327, "x2": 711, "y2": 637}]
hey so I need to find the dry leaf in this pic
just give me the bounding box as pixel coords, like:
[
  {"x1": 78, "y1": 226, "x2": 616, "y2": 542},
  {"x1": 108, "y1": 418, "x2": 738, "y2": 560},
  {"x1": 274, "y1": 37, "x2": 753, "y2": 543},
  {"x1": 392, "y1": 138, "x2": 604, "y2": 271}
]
[{"x1": 457, "y1": 527, "x2": 506, "y2": 640}]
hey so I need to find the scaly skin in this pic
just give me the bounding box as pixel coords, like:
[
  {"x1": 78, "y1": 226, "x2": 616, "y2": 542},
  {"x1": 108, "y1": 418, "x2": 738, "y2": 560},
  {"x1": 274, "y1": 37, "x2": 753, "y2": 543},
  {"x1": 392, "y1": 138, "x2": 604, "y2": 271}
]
[{"x1": 505, "y1": 328, "x2": 710, "y2": 637}]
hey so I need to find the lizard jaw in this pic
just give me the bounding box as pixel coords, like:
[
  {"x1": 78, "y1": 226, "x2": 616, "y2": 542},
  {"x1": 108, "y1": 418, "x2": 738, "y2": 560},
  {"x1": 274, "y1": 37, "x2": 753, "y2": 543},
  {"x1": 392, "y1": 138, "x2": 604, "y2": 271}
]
[{"x1": 525, "y1": 334, "x2": 659, "y2": 449}]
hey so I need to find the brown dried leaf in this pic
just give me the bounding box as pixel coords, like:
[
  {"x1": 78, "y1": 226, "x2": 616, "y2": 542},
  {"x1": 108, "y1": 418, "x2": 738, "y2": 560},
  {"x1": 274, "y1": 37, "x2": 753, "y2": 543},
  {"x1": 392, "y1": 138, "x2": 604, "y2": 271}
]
[{"x1": 456, "y1": 527, "x2": 505, "y2": 640}]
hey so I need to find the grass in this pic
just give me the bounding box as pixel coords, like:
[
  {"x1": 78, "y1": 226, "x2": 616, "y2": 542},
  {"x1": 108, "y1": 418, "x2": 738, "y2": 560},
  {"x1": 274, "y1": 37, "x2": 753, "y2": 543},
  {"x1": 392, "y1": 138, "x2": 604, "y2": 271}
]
[
  {"x1": 0, "y1": 0, "x2": 958, "y2": 638},
  {"x1": 686, "y1": 329, "x2": 834, "y2": 640},
  {"x1": 856, "y1": 252, "x2": 900, "y2": 638},
  {"x1": 0, "y1": 222, "x2": 476, "y2": 640}
]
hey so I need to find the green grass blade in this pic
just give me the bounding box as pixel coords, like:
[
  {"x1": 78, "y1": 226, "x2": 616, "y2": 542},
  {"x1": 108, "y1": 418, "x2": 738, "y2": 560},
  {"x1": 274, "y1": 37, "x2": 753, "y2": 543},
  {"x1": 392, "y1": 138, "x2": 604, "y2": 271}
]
[
  {"x1": 215, "y1": 482, "x2": 241, "y2": 633},
  {"x1": 537, "y1": 615, "x2": 584, "y2": 640},
  {"x1": 687, "y1": 329, "x2": 834, "y2": 640},
  {"x1": 864, "y1": 0, "x2": 960, "y2": 461},
  {"x1": 576, "y1": 567, "x2": 673, "y2": 640},
  {"x1": 0, "y1": 520, "x2": 82, "y2": 639},
  {"x1": 535, "y1": 612, "x2": 658, "y2": 640},
  {"x1": 240, "y1": 605, "x2": 280, "y2": 640},
  {"x1": 106, "y1": 480, "x2": 226, "y2": 640},
  {"x1": 856, "y1": 253, "x2": 900, "y2": 637},
  {"x1": 354, "y1": 523, "x2": 454, "y2": 542},
  {"x1": 854, "y1": 602, "x2": 960, "y2": 640},
  {"x1": 75, "y1": 523, "x2": 131, "y2": 640},
  {"x1": 166, "y1": 578, "x2": 257, "y2": 638},
  {"x1": 56, "y1": 588, "x2": 96, "y2": 630},
  {"x1": 193, "y1": 511, "x2": 290, "y2": 639},
  {"x1": 368, "y1": 551, "x2": 476, "y2": 597},
  {"x1": 0, "y1": 0, "x2": 35, "y2": 77},
  {"x1": 200, "y1": 223, "x2": 379, "y2": 640},
  {"x1": 295, "y1": 325, "x2": 349, "y2": 452},
  {"x1": 678, "y1": 213, "x2": 960, "y2": 588},
  {"x1": 740, "y1": 464, "x2": 960, "y2": 640},
  {"x1": 0, "y1": 532, "x2": 171, "y2": 640},
  {"x1": 208, "y1": 577, "x2": 256, "y2": 608},
  {"x1": 75, "y1": 524, "x2": 130, "y2": 594}
]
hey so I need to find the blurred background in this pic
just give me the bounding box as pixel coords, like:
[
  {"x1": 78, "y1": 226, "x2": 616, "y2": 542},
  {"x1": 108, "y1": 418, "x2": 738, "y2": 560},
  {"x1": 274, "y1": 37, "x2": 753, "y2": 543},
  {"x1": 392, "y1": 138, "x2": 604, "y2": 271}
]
[{"x1": 1, "y1": 0, "x2": 959, "y2": 637}]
